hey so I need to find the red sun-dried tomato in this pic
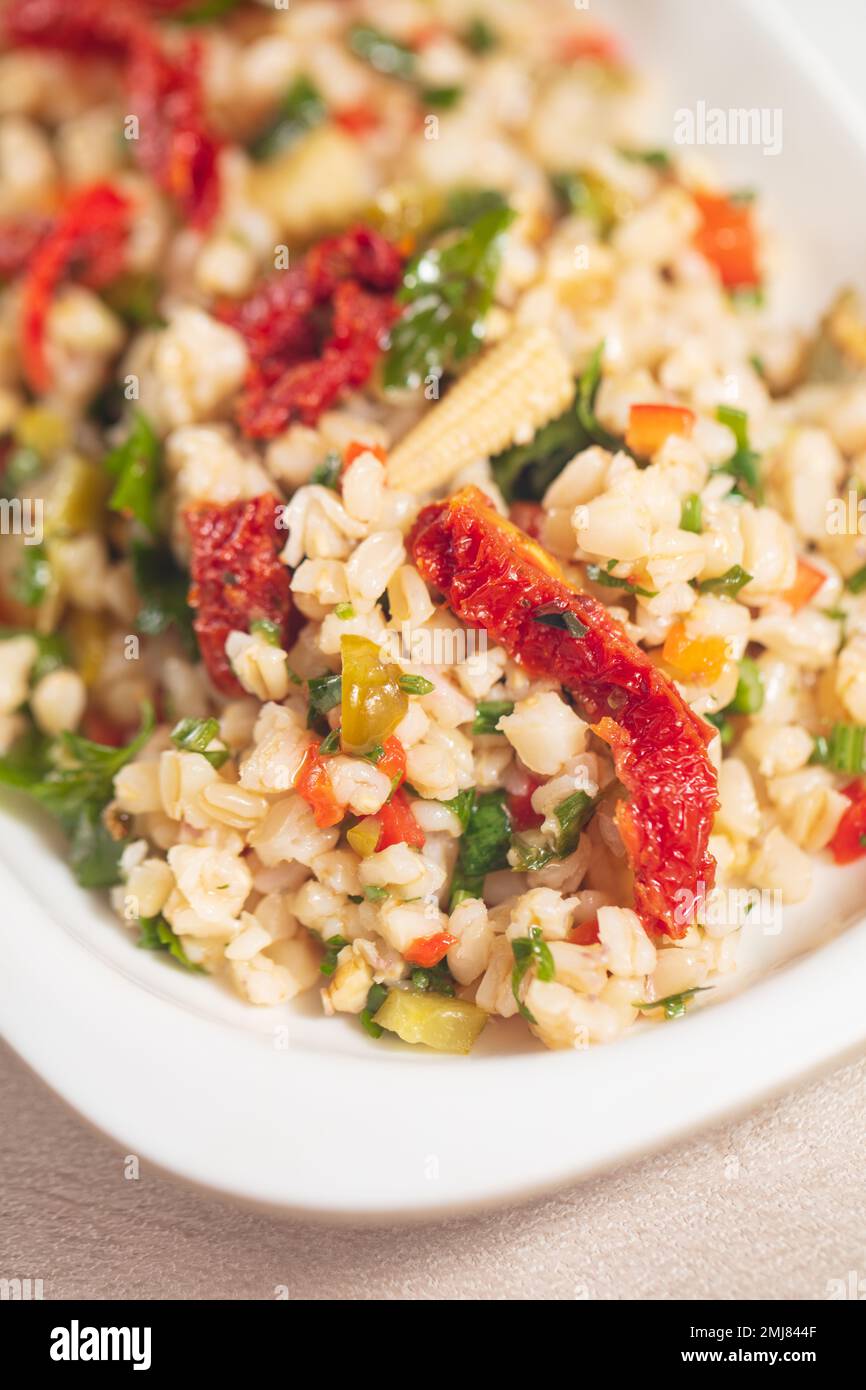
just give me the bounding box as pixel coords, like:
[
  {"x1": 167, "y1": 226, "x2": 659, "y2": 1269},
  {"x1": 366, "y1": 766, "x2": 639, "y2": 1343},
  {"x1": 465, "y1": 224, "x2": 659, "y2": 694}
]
[
  {"x1": 220, "y1": 225, "x2": 403, "y2": 438},
  {"x1": 21, "y1": 182, "x2": 131, "y2": 392},
  {"x1": 0, "y1": 213, "x2": 54, "y2": 283},
  {"x1": 184, "y1": 493, "x2": 296, "y2": 696},
  {"x1": 4, "y1": 0, "x2": 221, "y2": 229},
  {"x1": 410, "y1": 487, "x2": 719, "y2": 938}
]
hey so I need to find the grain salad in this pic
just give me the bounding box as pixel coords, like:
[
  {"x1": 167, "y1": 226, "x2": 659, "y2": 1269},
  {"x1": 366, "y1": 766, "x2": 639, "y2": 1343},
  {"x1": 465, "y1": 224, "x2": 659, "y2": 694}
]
[{"x1": 2, "y1": 0, "x2": 866, "y2": 1055}]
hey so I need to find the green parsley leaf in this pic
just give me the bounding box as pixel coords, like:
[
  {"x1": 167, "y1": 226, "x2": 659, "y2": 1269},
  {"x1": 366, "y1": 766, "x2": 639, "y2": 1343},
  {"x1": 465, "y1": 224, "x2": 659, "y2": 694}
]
[
  {"x1": 586, "y1": 563, "x2": 657, "y2": 599},
  {"x1": 680, "y1": 492, "x2": 703, "y2": 534},
  {"x1": 319, "y1": 934, "x2": 349, "y2": 976},
  {"x1": 334, "y1": 603, "x2": 355, "y2": 620},
  {"x1": 138, "y1": 913, "x2": 201, "y2": 968},
  {"x1": 311, "y1": 451, "x2": 342, "y2": 489},
  {"x1": 635, "y1": 986, "x2": 713, "y2": 1019},
  {"x1": 250, "y1": 617, "x2": 282, "y2": 646},
  {"x1": 384, "y1": 202, "x2": 516, "y2": 390},
  {"x1": 698, "y1": 565, "x2": 753, "y2": 597},
  {"x1": 307, "y1": 672, "x2": 343, "y2": 721},
  {"x1": 104, "y1": 411, "x2": 160, "y2": 531},
  {"x1": 363, "y1": 885, "x2": 389, "y2": 901},
  {"x1": 846, "y1": 564, "x2": 866, "y2": 595},
  {"x1": 318, "y1": 728, "x2": 341, "y2": 755},
  {"x1": 440, "y1": 787, "x2": 475, "y2": 832},
  {"x1": 130, "y1": 539, "x2": 197, "y2": 657},
  {"x1": 491, "y1": 394, "x2": 591, "y2": 502},
  {"x1": 170, "y1": 717, "x2": 229, "y2": 769},
  {"x1": 727, "y1": 657, "x2": 764, "y2": 715},
  {"x1": 398, "y1": 673, "x2": 434, "y2": 695},
  {"x1": 464, "y1": 17, "x2": 498, "y2": 53},
  {"x1": 102, "y1": 271, "x2": 164, "y2": 328},
  {"x1": 12, "y1": 543, "x2": 52, "y2": 608},
  {"x1": 248, "y1": 74, "x2": 327, "y2": 161},
  {"x1": 553, "y1": 789, "x2": 597, "y2": 857},
  {"x1": 410, "y1": 961, "x2": 455, "y2": 996},
  {"x1": 809, "y1": 722, "x2": 866, "y2": 775},
  {"x1": 531, "y1": 604, "x2": 588, "y2": 638},
  {"x1": 472, "y1": 699, "x2": 514, "y2": 734},
  {"x1": 577, "y1": 342, "x2": 623, "y2": 452},
  {"x1": 618, "y1": 147, "x2": 672, "y2": 171},
  {"x1": 449, "y1": 790, "x2": 511, "y2": 908},
  {"x1": 421, "y1": 85, "x2": 463, "y2": 109},
  {"x1": 715, "y1": 405, "x2": 763, "y2": 502},
  {"x1": 360, "y1": 982, "x2": 388, "y2": 1038},
  {"x1": 511, "y1": 926, "x2": 555, "y2": 1023},
  {"x1": 348, "y1": 24, "x2": 415, "y2": 78}
]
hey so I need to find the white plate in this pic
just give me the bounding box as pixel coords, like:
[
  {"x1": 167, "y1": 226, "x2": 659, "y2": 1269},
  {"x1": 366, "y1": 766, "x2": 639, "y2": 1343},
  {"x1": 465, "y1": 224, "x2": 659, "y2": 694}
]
[{"x1": 3, "y1": 0, "x2": 866, "y2": 1219}]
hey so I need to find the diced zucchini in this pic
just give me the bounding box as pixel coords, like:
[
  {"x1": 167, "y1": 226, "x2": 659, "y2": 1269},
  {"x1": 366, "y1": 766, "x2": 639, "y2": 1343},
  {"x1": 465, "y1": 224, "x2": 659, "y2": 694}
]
[
  {"x1": 373, "y1": 989, "x2": 488, "y2": 1054},
  {"x1": 46, "y1": 456, "x2": 109, "y2": 535}
]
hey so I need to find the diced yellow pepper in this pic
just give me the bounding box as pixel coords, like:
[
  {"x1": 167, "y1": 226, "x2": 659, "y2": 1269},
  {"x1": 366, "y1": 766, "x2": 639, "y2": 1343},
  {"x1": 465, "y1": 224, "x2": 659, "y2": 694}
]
[
  {"x1": 662, "y1": 622, "x2": 728, "y2": 686},
  {"x1": 373, "y1": 989, "x2": 488, "y2": 1055},
  {"x1": 347, "y1": 817, "x2": 381, "y2": 857},
  {"x1": 15, "y1": 406, "x2": 69, "y2": 458},
  {"x1": 46, "y1": 455, "x2": 109, "y2": 536},
  {"x1": 340, "y1": 634, "x2": 408, "y2": 755},
  {"x1": 68, "y1": 609, "x2": 108, "y2": 686}
]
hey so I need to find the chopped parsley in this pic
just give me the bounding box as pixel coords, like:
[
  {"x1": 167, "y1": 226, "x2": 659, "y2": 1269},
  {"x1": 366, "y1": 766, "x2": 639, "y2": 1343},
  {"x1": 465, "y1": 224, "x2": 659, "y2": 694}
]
[
  {"x1": 398, "y1": 674, "x2": 434, "y2": 695},
  {"x1": 449, "y1": 790, "x2": 511, "y2": 908},
  {"x1": 319, "y1": 934, "x2": 349, "y2": 977},
  {"x1": 311, "y1": 451, "x2": 342, "y2": 489},
  {"x1": 170, "y1": 717, "x2": 229, "y2": 769},
  {"x1": 104, "y1": 411, "x2": 161, "y2": 532},
  {"x1": 531, "y1": 604, "x2": 588, "y2": 638},
  {"x1": 635, "y1": 986, "x2": 713, "y2": 1020},
  {"x1": 138, "y1": 914, "x2": 200, "y2": 970},
  {"x1": 586, "y1": 562, "x2": 657, "y2": 599},
  {"x1": 697, "y1": 565, "x2": 753, "y2": 597},
  {"x1": 511, "y1": 926, "x2": 555, "y2": 1023},
  {"x1": 248, "y1": 74, "x2": 326, "y2": 161},
  {"x1": 715, "y1": 405, "x2": 763, "y2": 502},
  {"x1": 472, "y1": 699, "x2": 514, "y2": 735}
]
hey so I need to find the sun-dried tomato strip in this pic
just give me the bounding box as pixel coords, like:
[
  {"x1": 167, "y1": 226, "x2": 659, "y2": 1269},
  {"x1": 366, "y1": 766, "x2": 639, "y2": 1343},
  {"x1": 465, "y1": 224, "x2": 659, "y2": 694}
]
[
  {"x1": 0, "y1": 213, "x2": 54, "y2": 282},
  {"x1": 21, "y1": 182, "x2": 131, "y2": 392},
  {"x1": 4, "y1": 0, "x2": 221, "y2": 228},
  {"x1": 410, "y1": 487, "x2": 718, "y2": 937},
  {"x1": 220, "y1": 225, "x2": 403, "y2": 438},
  {"x1": 184, "y1": 494, "x2": 295, "y2": 697}
]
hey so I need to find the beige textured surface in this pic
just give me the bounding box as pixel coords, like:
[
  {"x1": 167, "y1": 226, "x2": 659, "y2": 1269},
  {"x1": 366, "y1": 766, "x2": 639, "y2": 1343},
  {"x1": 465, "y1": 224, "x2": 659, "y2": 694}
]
[{"x1": 2, "y1": 1037, "x2": 864, "y2": 1301}]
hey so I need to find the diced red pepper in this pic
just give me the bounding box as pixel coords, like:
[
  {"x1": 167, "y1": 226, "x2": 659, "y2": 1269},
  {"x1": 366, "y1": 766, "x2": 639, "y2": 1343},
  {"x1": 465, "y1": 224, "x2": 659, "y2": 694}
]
[
  {"x1": 693, "y1": 192, "x2": 760, "y2": 290},
  {"x1": 343, "y1": 439, "x2": 387, "y2": 472},
  {"x1": 221, "y1": 227, "x2": 403, "y2": 438},
  {"x1": 828, "y1": 780, "x2": 866, "y2": 865},
  {"x1": 558, "y1": 28, "x2": 621, "y2": 65},
  {"x1": 508, "y1": 780, "x2": 543, "y2": 831},
  {"x1": 781, "y1": 556, "x2": 825, "y2": 612},
  {"x1": 184, "y1": 493, "x2": 295, "y2": 696},
  {"x1": 626, "y1": 403, "x2": 694, "y2": 458},
  {"x1": 404, "y1": 931, "x2": 457, "y2": 967},
  {"x1": 568, "y1": 915, "x2": 600, "y2": 946},
  {"x1": 5, "y1": 0, "x2": 221, "y2": 228},
  {"x1": 374, "y1": 787, "x2": 425, "y2": 851},
  {"x1": 20, "y1": 182, "x2": 130, "y2": 392},
  {"x1": 375, "y1": 735, "x2": 407, "y2": 791},
  {"x1": 295, "y1": 743, "x2": 344, "y2": 829},
  {"x1": 334, "y1": 104, "x2": 380, "y2": 137},
  {"x1": 410, "y1": 487, "x2": 718, "y2": 938}
]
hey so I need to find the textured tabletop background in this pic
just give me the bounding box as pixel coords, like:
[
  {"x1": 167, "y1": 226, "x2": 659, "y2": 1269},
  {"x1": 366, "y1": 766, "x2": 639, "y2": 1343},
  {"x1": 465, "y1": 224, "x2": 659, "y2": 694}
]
[
  {"x1": 2, "y1": 1040, "x2": 865, "y2": 1301},
  {"x1": 3, "y1": 0, "x2": 866, "y2": 1302}
]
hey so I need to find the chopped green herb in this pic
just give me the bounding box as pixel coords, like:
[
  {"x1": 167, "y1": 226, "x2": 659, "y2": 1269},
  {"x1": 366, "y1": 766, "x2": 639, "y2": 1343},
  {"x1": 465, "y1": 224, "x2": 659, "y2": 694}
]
[
  {"x1": 440, "y1": 787, "x2": 475, "y2": 832},
  {"x1": 102, "y1": 271, "x2": 164, "y2": 328},
  {"x1": 449, "y1": 790, "x2": 511, "y2": 908},
  {"x1": 728, "y1": 657, "x2": 764, "y2": 715},
  {"x1": 170, "y1": 717, "x2": 229, "y2": 769},
  {"x1": 680, "y1": 492, "x2": 703, "y2": 534},
  {"x1": 12, "y1": 544, "x2": 52, "y2": 608},
  {"x1": 1, "y1": 445, "x2": 42, "y2": 498},
  {"x1": 635, "y1": 986, "x2": 713, "y2": 1019},
  {"x1": 307, "y1": 672, "x2": 343, "y2": 721},
  {"x1": 319, "y1": 934, "x2": 349, "y2": 977},
  {"x1": 698, "y1": 565, "x2": 753, "y2": 597},
  {"x1": 810, "y1": 722, "x2": 866, "y2": 775},
  {"x1": 138, "y1": 913, "x2": 201, "y2": 969},
  {"x1": 0, "y1": 704, "x2": 154, "y2": 888},
  {"x1": 250, "y1": 617, "x2": 282, "y2": 646},
  {"x1": 531, "y1": 604, "x2": 588, "y2": 638},
  {"x1": 553, "y1": 789, "x2": 597, "y2": 856},
  {"x1": 509, "y1": 836, "x2": 554, "y2": 872},
  {"x1": 248, "y1": 74, "x2": 326, "y2": 161},
  {"x1": 577, "y1": 343, "x2": 623, "y2": 452},
  {"x1": 318, "y1": 728, "x2": 341, "y2": 755},
  {"x1": 104, "y1": 411, "x2": 160, "y2": 532},
  {"x1": 130, "y1": 539, "x2": 197, "y2": 657},
  {"x1": 511, "y1": 926, "x2": 555, "y2": 1023},
  {"x1": 472, "y1": 699, "x2": 514, "y2": 735},
  {"x1": 363, "y1": 885, "x2": 389, "y2": 902},
  {"x1": 715, "y1": 404, "x2": 763, "y2": 501},
  {"x1": 705, "y1": 710, "x2": 734, "y2": 748},
  {"x1": 410, "y1": 961, "x2": 455, "y2": 996},
  {"x1": 360, "y1": 982, "x2": 388, "y2": 1038},
  {"x1": 586, "y1": 563, "x2": 657, "y2": 599},
  {"x1": 749, "y1": 353, "x2": 766, "y2": 377},
  {"x1": 464, "y1": 17, "x2": 498, "y2": 53},
  {"x1": 551, "y1": 171, "x2": 617, "y2": 237},
  {"x1": 421, "y1": 85, "x2": 463, "y2": 109},
  {"x1": 846, "y1": 564, "x2": 866, "y2": 595},
  {"x1": 491, "y1": 392, "x2": 590, "y2": 502},
  {"x1": 348, "y1": 24, "x2": 415, "y2": 78},
  {"x1": 361, "y1": 743, "x2": 385, "y2": 764},
  {"x1": 311, "y1": 451, "x2": 342, "y2": 489},
  {"x1": 384, "y1": 202, "x2": 516, "y2": 390},
  {"x1": 398, "y1": 673, "x2": 435, "y2": 696},
  {"x1": 334, "y1": 603, "x2": 355, "y2": 620},
  {"x1": 619, "y1": 147, "x2": 672, "y2": 171}
]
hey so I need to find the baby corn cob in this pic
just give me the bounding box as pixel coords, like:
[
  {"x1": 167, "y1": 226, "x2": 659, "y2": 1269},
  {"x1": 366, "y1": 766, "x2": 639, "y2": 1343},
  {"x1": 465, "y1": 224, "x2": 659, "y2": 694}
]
[{"x1": 387, "y1": 325, "x2": 574, "y2": 493}]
